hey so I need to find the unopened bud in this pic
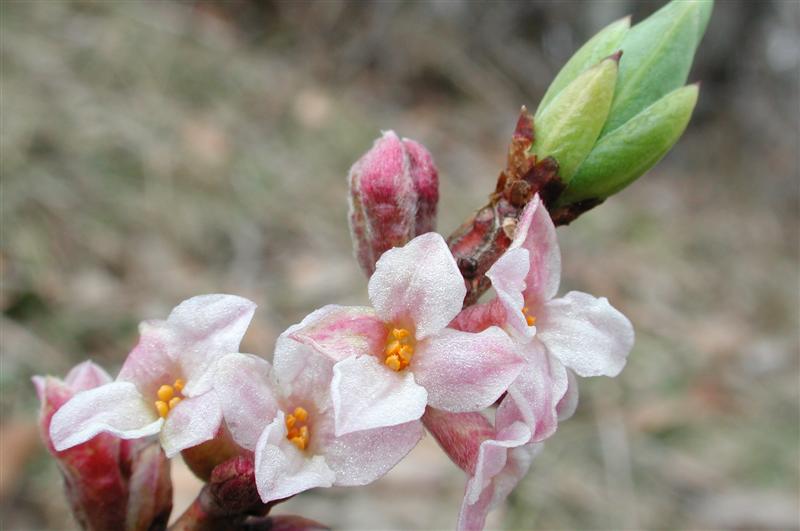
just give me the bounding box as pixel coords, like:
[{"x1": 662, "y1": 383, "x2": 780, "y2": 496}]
[
  {"x1": 422, "y1": 408, "x2": 496, "y2": 475},
  {"x1": 531, "y1": 55, "x2": 619, "y2": 182},
  {"x1": 348, "y1": 131, "x2": 439, "y2": 276},
  {"x1": 181, "y1": 424, "x2": 243, "y2": 481},
  {"x1": 536, "y1": 16, "x2": 630, "y2": 117},
  {"x1": 601, "y1": 0, "x2": 712, "y2": 135},
  {"x1": 33, "y1": 361, "x2": 172, "y2": 531},
  {"x1": 560, "y1": 84, "x2": 699, "y2": 204}
]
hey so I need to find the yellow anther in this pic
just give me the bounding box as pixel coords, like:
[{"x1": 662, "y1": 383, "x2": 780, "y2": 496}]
[
  {"x1": 392, "y1": 328, "x2": 411, "y2": 340},
  {"x1": 173, "y1": 379, "x2": 185, "y2": 392},
  {"x1": 155, "y1": 400, "x2": 169, "y2": 418},
  {"x1": 385, "y1": 340, "x2": 401, "y2": 357},
  {"x1": 293, "y1": 407, "x2": 308, "y2": 422},
  {"x1": 168, "y1": 397, "x2": 182, "y2": 409},
  {"x1": 522, "y1": 307, "x2": 537, "y2": 326},
  {"x1": 157, "y1": 385, "x2": 174, "y2": 402},
  {"x1": 398, "y1": 345, "x2": 414, "y2": 362},
  {"x1": 290, "y1": 436, "x2": 306, "y2": 450},
  {"x1": 285, "y1": 414, "x2": 297, "y2": 429},
  {"x1": 385, "y1": 355, "x2": 402, "y2": 371},
  {"x1": 299, "y1": 425, "x2": 309, "y2": 439}
]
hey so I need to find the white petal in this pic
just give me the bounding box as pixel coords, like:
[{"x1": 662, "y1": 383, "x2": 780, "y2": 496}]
[
  {"x1": 538, "y1": 291, "x2": 634, "y2": 377},
  {"x1": 160, "y1": 391, "x2": 223, "y2": 458},
  {"x1": 368, "y1": 232, "x2": 465, "y2": 339},
  {"x1": 50, "y1": 381, "x2": 162, "y2": 451}
]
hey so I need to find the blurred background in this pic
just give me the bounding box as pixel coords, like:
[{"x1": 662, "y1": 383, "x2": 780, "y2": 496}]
[{"x1": 2, "y1": 1, "x2": 798, "y2": 529}]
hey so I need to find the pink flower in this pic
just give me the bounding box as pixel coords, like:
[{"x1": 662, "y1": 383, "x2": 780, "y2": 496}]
[
  {"x1": 348, "y1": 131, "x2": 439, "y2": 276},
  {"x1": 288, "y1": 232, "x2": 524, "y2": 436},
  {"x1": 214, "y1": 317, "x2": 423, "y2": 504},
  {"x1": 423, "y1": 408, "x2": 538, "y2": 531},
  {"x1": 454, "y1": 195, "x2": 634, "y2": 442},
  {"x1": 49, "y1": 294, "x2": 256, "y2": 457},
  {"x1": 33, "y1": 361, "x2": 172, "y2": 530}
]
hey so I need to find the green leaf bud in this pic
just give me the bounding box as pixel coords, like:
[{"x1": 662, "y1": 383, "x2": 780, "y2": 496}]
[
  {"x1": 559, "y1": 84, "x2": 699, "y2": 205},
  {"x1": 531, "y1": 55, "x2": 619, "y2": 183}
]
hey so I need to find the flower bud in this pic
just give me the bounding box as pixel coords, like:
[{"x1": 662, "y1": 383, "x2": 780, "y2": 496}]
[
  {"x1": 600, "y1": 0, "x2": 712, "y2": 135},
  {"x1": 559, "y1": 84, "x2": 699, "y2": 204},
  {"x1": 536, "y1": 16, "x2": 630, "y2": 118},
  {"x1": 33, "y1": 361, "x2": 172, "y2": 531},
  {"x1": 531, "y1": 55, "x2": 619, "y2": 182},
  {"x1": 348, "y1": 131, "x2": 439, "y2": 276}
]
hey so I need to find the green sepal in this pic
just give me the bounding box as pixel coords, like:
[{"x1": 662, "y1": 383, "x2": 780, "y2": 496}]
[
  {"x1": 600, "y1": 0, "x2": 712, "y2": 136},
  {"x1": 535, "y1": 16, "x2": 630, "y2": 119},
  {"x1": 531, "y1": 56, "x2": 619, "y2": 183},
  {"x1": 559, "y1": 84, "x2": 699, "y2": 205}
]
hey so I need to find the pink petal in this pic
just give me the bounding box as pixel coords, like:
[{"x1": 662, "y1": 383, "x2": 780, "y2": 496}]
[
  {"x1": 458, "y1": 439, "x2": 541, "y2": 531},
  {"x1": 117, "y1": 320, "x2": 180, "y2": 398},
  {"x1": 485, "y1": 247, "x2": 535, "y2": 338},
  {"x1": 50, "y1": 382, "x2": 163, "y2": 451},
  {"x1": 331, "y1": 355, "x2": 427, "y2": 436},
  {"x1": 214, "y1": 353, "x2": 280, "y2": 451},
  {"x1": 463, "y1": 422, "x2": 532, "y2": 506},
  {"x1": 64, "y1": 360, "x2": 113, "y2": 392},
  {"x1": 315, "y1": 413, "x2": 423, "y2": 486},
  {"x1": 510, "y1": 195, "x2": 561, "y2": 305},
  {"x1": 288, "y1": 305, "x2": 386, "y2": 364},
  {"x1": 273, "y1": 332, "x2": 334, "y2": 413},
  {"x1": 556, "y1": 369, "x2": 580, "y2": 422},
  {"x1": 422, "y1": 408, "x2": 495, "y2": 474},
  {"x1": 413, "y1": 327, "x2": 522, "y2": 413},
  {"x1": 169, "y1": 294, "x2": 257, "y2": 396},
  {"x1": 254, "y1": 412, "x2": 336, "y2": 503},
  {"x1": 538, "y1": 291, "x2": 634, "y2": 377},
  {"x1": 160, "y1": 391, "x2": 223, "y2": 458},
  {"x1": 449, "y1": 298, "x2": 508, "y2": 334},
  {"x1": 368, "y1": 232, "x2": 465, "y2": 339},
  {"x1": 496, "y1": 340, "x2": 568, "y2": 442}
]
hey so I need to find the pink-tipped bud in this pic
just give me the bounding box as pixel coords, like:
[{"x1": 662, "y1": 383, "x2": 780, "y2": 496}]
[
  {"x1": 33, "y1": 361, "x2": 172, "y2": 530},
  {"x1": 422, "y1": 408, "x2": 496, "y2": 475},
  {"x1": 348, "y1": 131, "x2": 439, "y2": 276}
]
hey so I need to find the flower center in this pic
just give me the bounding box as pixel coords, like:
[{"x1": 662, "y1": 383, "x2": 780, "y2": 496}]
[
  {"x1": 384, "y1": 327, "x2": 414, "y2": 371},
  {"x1": 522, "y1": 306, "x2": 537, "y2": 326},
  {"x1": 154, "y1": 379, "x2": 185, "y2": 418},
  {"x1": 285, "y1": 406, "x2": 310, "y2": 450}
]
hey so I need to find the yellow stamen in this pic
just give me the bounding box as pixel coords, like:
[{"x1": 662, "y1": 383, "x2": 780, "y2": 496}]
[
  {"x1": 385, "y1": 355, "x2": 402, "y2": 371},
  {"x1": 392, "y1": 328, "x2": 410, "y2": 340},
  {"x1": 286, "y1": 414, "x2": 297, "y2": 429},
  {"x1": 293, "y1": 407, "x2": 308, "y2": 422},
  {"x1": 522, "y1": 306, "x2": 537, "y2": 327},
  {"x1": 168, "y1": 397, "x2": 182, "y2": 409},
  {"x1": 157, "y1": 384, "x2": 174, "y2": 402},
  {"x1": 173, "y1": 379, "x2": 185, "y2": 392},
  {"x1": 155, "y1": 400, "x2": 169, "y2": 418},
  {"x1": 385, "y1": 340, "x2": 401, "y2": 357},
  {"x1": 285, "y1": 406, "x2": 311, "y2": 451},
  {"x1": 398, "y1": 345, "x2": 414, "y2": 362},
  {"x1": 290, "y1": 436, "x2": 306, "y2": 450}
]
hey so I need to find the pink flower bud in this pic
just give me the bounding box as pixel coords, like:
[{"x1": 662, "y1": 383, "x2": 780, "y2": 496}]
[
  {"x1": 33, "y1": 361, "x2": 172, "y2": 530},
  {"x1": 348, "y1": 131, "x2": 439, "y2": 276}
]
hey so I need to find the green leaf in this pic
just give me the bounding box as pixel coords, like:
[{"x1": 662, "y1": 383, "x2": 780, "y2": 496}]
[
  {"x1": 560, "y1": 84, "x2": 699, "y2": 204},
  {"x1": 531, "y1": 56, "x2": 619, "y2": 183},
  {"x1": 535, "y1": 16, "x2": 630, "y2": 119},
  {"x1": 600, "y1": 0, "x2": 712, "y2": 136}
]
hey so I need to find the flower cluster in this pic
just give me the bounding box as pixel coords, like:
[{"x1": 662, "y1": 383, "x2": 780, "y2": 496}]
[{"x1": 40, "y1": 193, "x2": 633, "y2": 530}]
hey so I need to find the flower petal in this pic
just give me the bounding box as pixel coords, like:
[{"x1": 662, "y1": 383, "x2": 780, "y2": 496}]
[
  {"x1": 64, "y1": 361, "x2": 113, "y2": 392},
  {"x1": 273, "y1": 333, "x2": 334, "y2": 414},
  {"x1": 463, "y1": 422, "x2": 532, "y2": 506},
  {"x1": 117, "y1": 320, "x2": 180, "y2": 398},
  {"x1": 50, "y1": 381, "x2": 163, "y2": 451},
  {"x1": 368, "y1": 232, "x2": 465, "y2": 339},
  {"x1": 556, "y1": 369, "x2": 580, "y2": 422},
  {"x1": 160, "y1": 392, "x2": 223, "y2": 458},
  {"x1": 254, "y1": 412, "x2": 336, "y2": 503},
  {"x1": 288, "y1": 305, "x2": 386, "y2": 364},
  {"x1": 510, "y1": 195, "x2": 561, "y2": 305},
  {"x1": 214, "y1": 353, "x2": 281, "y2": 450},
  {"x1": 496, "y1": 340, "x2": 568, "y2": 442},
  {"x1": 169, "y1": 294, "x2": 257, "y2": 396},
  {"x1": 449, "y1": 298, "x2": 508, "y2": 334},
  {"x1": 485, "y1": 247, "x2": 534, "y2": 337},
  {"x1": 413, "y1": 327, "x2": 522, "y2": 413},
  {"x1": 538, "y1": 291, "x2": 634, "y2": 377},
  {"x1": 316, "y1": 414, "x2": 423, "y2": 486},
  {"x1": 331, "y1": 355, "x2": 427, "y2": 436}
]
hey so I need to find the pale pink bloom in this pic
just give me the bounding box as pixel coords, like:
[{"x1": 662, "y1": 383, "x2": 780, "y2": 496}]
[
  {"x1": 289, "y1": 232, "x2": 523, "y2": 436},
  {"x1": 455, "y1": 195, "x2": 634, "y2": 443},
  {"x1": 423, "y1": 408, "x2": 538, "y2": 531},
  {"x1": 214, "y1": 317, "x2": 423, "y2": 504},
  {"x1": 49, "y1": 294, "x2": 256, "y2": 458}
]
